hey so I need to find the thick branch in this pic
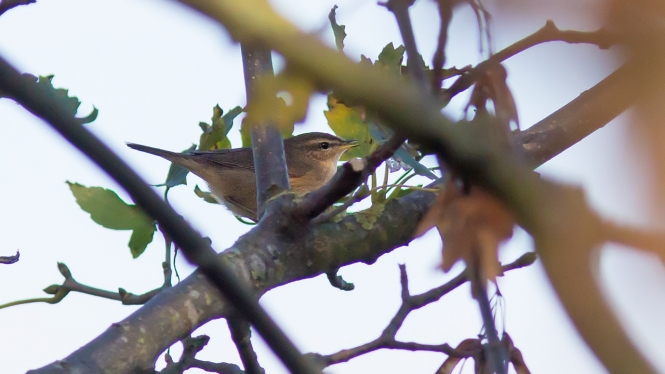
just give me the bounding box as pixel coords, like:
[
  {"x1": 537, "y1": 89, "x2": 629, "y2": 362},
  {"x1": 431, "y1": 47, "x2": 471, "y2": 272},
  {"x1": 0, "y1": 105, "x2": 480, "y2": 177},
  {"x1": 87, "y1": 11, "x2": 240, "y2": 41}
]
[
  {"x1": 241, "y1": 44, "x2": 291, "y2": 220},
  {"x1": 516, "y1": 64, "x2": 639, "y2": 168}
]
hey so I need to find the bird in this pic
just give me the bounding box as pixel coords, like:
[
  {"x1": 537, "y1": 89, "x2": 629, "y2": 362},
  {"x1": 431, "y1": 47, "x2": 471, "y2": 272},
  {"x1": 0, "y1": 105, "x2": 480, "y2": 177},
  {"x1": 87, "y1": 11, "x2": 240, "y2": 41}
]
[{"x1": 127, "y1": 132, "x2": 358, "y2": 221}]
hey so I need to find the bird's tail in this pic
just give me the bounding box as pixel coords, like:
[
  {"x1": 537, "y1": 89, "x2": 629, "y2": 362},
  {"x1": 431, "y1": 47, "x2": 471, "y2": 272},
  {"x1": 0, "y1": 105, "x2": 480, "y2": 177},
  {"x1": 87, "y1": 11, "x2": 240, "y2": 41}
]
[
  {"x1": 126, "y1": 143, "x2": 180, "y2": 159},
  {"x1": 126, "y1": 143, "x2": 198, "y2": 171}
]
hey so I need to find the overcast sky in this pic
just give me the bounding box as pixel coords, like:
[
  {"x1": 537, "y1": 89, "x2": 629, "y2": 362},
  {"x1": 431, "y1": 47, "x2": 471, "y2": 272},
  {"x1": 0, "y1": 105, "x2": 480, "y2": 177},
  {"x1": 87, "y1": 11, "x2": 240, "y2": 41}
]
[{"x1": 1, "y1": 0, "x2": 664, "y2": 373}]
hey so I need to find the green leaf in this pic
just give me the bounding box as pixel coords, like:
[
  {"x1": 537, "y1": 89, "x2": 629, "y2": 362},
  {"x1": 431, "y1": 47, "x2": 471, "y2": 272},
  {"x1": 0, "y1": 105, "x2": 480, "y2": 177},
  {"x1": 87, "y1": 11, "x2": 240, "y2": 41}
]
[
  {"x1": 328, "y1": 5, "x2": 346, "y2": 52},
  {"x1": 194, "y1": 185, "x2": 219, "y2": 204},
  {"x1": 377, "y1": 43, "x2": 406, "y2": 76},
  {"x1": 369, "y1": 121, "x2": 437, "y2": 180},
  {"x1": 324, "y1": 95, "x2": 377, "y2": 160},
  {"x1": 67, "y1": 182, "x2": 156, "y2": 258},
  {"x1": 392, "y1": 185, "x2": 420, "y2": 198},
  {"x1": 199, "y1": 105, "x2": 240, "y2": 151},
  {"x1": 157, "y1": 144, "x2": 196, "y2": 189}
]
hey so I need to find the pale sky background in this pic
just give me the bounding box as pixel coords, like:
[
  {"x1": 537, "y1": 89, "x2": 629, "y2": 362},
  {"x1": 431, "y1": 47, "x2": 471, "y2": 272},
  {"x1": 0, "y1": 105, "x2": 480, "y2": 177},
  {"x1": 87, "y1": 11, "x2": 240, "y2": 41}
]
[{"x1": 1, "y1": 0, "x2": 664, "y2": 373}]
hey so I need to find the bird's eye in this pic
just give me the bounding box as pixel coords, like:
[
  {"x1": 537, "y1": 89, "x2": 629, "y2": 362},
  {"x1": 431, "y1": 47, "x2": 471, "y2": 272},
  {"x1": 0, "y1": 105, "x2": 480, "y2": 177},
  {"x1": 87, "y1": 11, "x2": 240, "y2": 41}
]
[{"x1": 320, "y1": 142, "x2": 330, "y2": 150}]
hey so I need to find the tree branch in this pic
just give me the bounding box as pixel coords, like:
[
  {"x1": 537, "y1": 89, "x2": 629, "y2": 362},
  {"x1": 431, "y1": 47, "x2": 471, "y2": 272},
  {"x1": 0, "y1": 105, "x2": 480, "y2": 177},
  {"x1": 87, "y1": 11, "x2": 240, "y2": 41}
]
[
  {"x1": 516, "y1": 63, "x2": 639, "y2": 168},
  {"x1": 0, "y1": 262, "x2": 166, "y2": 309},
  {"x1": 469, "y1": 257, "x2": 508, "y2": 374},
  {"x1": 160, "y1": 335, "x2": 245, "y2": 374},
  {"x1": 309, "y1": 253, "x2": 535, "y2": 367},
  {"x1": 443, "y1": 20, "x2": 620, "y2": 103},
  {"x1": 0, "y1": 250, "x2": 19, "y2": 264},
  {"x1": 432, "y1": 0, "x2": 453, "y2": 94},
  {"x1": 227, "y1": 317, "x2": 265, "y2": 374},
  {"x1": 0, "y1": 0, "x2": 35, "y2": 17},
  {"x1": 241, "y1": 44, "x2": 291, "y2": 220}
]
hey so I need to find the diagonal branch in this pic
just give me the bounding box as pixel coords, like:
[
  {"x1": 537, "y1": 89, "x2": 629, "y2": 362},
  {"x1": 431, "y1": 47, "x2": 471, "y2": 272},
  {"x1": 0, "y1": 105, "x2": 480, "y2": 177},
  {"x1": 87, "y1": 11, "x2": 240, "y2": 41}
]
[{"x1": 0, "y1": 0, "x2": 35, "y2": 17}]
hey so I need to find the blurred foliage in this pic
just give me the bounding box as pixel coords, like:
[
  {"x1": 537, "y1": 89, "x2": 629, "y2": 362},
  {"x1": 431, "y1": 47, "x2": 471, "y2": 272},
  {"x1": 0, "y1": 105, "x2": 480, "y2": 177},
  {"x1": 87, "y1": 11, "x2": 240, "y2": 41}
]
[{"x1": 0, "y1": 74, "x2": 97, "y2": 124}]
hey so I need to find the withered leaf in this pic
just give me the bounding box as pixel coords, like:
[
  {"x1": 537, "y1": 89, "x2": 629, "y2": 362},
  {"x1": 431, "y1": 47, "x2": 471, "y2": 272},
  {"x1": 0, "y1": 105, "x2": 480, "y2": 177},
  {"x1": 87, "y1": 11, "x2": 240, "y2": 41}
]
[{"x1": 415, "y1": 181, "x2": 515, "y2": 281}]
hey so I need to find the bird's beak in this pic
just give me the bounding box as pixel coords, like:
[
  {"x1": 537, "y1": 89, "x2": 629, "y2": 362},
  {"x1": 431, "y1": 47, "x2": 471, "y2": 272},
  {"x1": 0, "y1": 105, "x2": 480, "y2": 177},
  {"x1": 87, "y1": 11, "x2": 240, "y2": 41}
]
[{"x1": 342, "y1": 139, "x2": 359, "y2": 149}]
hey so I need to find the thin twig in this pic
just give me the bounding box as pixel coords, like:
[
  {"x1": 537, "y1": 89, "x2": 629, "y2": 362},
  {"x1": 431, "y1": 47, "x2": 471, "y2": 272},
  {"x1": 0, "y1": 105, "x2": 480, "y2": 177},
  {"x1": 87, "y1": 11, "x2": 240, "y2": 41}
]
[
  {"x1": 0, "y1": 262, "x2": 166, "y2": 309},
  {"x1": 161, "y1": 335, "x2": 246, "y2": 374},
  {"x1": 308, "y1": 253, "x2": 536, "y2": 367},
  {"x1": 0, "y1": 54, "x2": 316, "y2": 374},
  {"x1": 469, "y1": 254, "x2": 508, "y2": 374},
  {"x1": 228, "y1": 317, "x2": 265, "y2": 374},
  {"x1": 432, "y1": 0, "x2": 453, "y2": 94},
  {"x1": 443, "y1": 20, "x2": 619, "y2": 103},
  {"x1": 0, "y1": 250, "x2": 19, "y2": 264},
  {"x1": 384, "y1": 0, "x2": 428, "y2": 91}
]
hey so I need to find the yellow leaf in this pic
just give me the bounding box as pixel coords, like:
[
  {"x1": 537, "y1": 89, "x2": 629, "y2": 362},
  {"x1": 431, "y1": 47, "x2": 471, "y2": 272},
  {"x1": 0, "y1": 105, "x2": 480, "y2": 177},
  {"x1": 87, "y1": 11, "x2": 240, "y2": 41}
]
[{"x1": 324, "y1": 95, "x2": 377, "y2": 160}]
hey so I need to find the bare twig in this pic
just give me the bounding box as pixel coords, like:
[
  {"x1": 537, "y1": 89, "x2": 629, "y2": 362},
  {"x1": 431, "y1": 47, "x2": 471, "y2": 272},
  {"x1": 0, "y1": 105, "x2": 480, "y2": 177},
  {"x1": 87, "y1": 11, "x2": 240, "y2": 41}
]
[
  {"x1": 0, "y1": 250, "x2": 19, "y2": 264},
  {"x1": 308, "y1": 253, "x2": 536, "y2": 367},
  {"x1": 0, "y1": 0, "x2": 35, "y2": 17},
  {"x1": 0, "y1": 262, "x2": 166, "y2": 309},
  {"x1": 432, "y1": 0, "x2": 453, "y2": 94},
  {"x1": 384, "y1": 0, "x2": 427, "y2": 90},
  {"x1": 227, "y1": 317, "x2": 265, "y2": 374},
  {"x1": 0, "y1": 54, "x2": 315, "y2": 374},
  {"x1": 161, "y1": 335, "x2": 245, "y2": 374},
  {"x1": 469, "y1": 255, "x2": 508, "y2": 374},
  {"x1": 241, "y1": 44, "x2": 291, "y2": 220},
  {"x1": 443, "y1": 20, "x2": 619, "y2": 103}
]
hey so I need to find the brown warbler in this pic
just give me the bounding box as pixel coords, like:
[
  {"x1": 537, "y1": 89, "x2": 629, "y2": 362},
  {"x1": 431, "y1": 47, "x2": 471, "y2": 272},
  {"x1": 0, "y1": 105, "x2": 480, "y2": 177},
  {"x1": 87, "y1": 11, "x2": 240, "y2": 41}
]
[{"x1": 127, "y1": 132, "x2": 358, "y2": 221}]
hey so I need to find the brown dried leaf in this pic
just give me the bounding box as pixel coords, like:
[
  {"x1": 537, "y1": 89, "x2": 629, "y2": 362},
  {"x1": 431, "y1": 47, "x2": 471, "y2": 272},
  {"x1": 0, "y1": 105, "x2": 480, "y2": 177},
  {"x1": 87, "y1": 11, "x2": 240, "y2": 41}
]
[
  {"x1": 416, "y1": 181, "x2": 515, "y2": 281},
  {"x1": 467, "y1": 62, "x2": 519, "y2": 131},
  {"x1": 503, "y1": 332, "x2": 531, "y2": 374},
  {"x1": 435, "y1": 338, "x2": 481, "y2": 374}
]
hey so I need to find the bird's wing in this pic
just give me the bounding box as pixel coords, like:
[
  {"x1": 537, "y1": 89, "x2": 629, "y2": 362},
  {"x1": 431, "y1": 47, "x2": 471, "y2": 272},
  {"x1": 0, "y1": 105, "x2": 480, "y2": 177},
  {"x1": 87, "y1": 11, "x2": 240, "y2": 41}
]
[
  {"x1": 192, "y1": 148, "x2": 255, "y2": 171},
  {"x1": 194, "y1": 147, "x2": 302, "y2": 178},
  {"x1": 225, "y1": 196, "x2": 257, "y2": 222}
]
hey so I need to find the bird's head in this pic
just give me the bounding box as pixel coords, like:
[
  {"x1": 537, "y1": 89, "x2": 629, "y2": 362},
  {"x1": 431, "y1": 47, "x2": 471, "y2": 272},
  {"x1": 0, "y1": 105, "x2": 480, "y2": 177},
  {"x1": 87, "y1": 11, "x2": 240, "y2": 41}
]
[{"x1": 285, "y1": 132, "x2": 358, "y2": 168}]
